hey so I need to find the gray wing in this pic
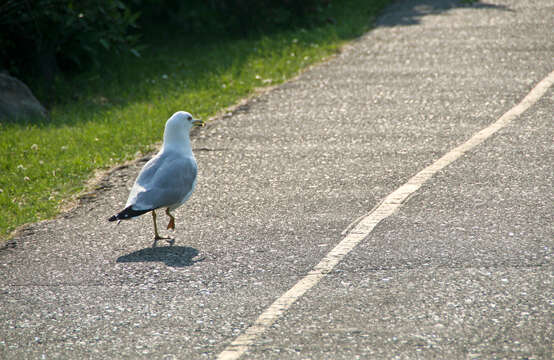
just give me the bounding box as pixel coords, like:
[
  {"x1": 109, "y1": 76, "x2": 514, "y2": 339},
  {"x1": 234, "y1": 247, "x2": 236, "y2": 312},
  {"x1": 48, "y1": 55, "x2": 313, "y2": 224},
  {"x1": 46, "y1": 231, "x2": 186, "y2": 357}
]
[{"x1": 126, "y1": 152, "x2": 197, "y2": 210}]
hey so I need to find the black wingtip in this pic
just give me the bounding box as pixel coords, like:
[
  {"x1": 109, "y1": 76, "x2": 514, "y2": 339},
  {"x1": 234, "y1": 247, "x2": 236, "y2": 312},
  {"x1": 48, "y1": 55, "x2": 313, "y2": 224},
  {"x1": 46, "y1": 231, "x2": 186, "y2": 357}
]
[{"x1": 108, "y1": 206, "x2": 151, "y2": 222}]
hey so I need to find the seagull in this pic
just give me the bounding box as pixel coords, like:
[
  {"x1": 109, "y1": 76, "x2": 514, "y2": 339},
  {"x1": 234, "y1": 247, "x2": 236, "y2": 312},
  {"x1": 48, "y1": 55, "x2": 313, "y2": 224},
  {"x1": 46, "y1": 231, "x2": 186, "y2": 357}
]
[{"x1": 109, "y1": 111, "x2": 204, "y2": 245}]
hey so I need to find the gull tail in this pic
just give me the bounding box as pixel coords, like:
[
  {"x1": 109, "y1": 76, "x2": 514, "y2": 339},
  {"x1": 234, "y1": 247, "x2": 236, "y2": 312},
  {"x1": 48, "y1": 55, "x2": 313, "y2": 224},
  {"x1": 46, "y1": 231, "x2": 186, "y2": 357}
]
[{"x1": 108, "y1": 206, "x2": 151, "y2": 222}]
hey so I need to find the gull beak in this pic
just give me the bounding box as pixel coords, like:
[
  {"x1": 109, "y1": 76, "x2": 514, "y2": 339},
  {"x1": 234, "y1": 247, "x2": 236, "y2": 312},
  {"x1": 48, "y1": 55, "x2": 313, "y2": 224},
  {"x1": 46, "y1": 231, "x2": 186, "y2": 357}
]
[{"x1": 192, "y1": 119, "x2": 205, "y2": 127}]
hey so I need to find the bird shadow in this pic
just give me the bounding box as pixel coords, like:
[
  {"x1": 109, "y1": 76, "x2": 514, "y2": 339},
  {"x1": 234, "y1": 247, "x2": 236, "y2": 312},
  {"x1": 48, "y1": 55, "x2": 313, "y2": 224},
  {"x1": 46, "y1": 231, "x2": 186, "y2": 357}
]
[{"x1": 116, "y1": 245, "x2": 204, "y2": 267}]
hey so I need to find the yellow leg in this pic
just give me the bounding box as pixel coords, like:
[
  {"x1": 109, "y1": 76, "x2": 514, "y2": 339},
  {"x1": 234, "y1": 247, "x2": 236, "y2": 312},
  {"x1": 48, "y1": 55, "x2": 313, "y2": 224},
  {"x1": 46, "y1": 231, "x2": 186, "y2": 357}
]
[
  {"x1": 166, "y1": 208, "x2": 175, "y2": 230},
  {"x1": 152, "y1": 210, "x2": 168, "y2": 240},
  {"x1": 152, "y1": 210, "x2": 174, "y2": 247}
]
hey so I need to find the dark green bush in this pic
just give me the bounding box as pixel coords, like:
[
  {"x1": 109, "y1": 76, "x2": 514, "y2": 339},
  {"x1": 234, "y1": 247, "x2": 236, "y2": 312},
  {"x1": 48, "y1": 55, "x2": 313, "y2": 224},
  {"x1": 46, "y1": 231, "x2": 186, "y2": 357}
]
[
  {"x1": 0, "y1": 0, "x2": 330, "y2": 90},
  {"x1": 0, "y1": 0, "x2": 140, "y2": 83},
  {"x1": 134, "y1": 0, "x2": 331, "y2": 36}
]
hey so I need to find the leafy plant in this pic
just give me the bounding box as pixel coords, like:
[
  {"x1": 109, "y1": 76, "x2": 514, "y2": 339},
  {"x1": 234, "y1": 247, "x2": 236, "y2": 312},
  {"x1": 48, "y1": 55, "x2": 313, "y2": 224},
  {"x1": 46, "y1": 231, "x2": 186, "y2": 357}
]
[
  {"x1": 0, "y1": 0, "x2": 140, "y2": 85},
  {"x1": 134, "y1": 0, "x2": 331, "y2": 35}
]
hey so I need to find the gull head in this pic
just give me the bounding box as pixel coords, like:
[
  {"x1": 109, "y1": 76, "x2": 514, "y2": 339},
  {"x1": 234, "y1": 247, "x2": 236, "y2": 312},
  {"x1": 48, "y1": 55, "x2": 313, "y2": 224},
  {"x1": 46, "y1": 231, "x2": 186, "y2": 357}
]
[{"x1": 163, "y1": 111, "x2": 204, "y2": 146}]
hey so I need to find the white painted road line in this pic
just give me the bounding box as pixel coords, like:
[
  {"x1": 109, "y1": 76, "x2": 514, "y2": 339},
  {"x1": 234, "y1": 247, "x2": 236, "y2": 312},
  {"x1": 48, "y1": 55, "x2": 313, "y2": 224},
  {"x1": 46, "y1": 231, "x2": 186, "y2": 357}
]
[{"x1": 217, "y1": 70, "x2": 554, "y2": 360}]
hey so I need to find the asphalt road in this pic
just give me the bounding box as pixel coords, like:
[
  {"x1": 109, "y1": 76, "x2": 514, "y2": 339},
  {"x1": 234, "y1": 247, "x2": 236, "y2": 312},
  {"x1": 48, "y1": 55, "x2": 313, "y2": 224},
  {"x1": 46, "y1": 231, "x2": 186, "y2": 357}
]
[{"x1": 1, "y1": 0, "x2": 552, "y2": 359}]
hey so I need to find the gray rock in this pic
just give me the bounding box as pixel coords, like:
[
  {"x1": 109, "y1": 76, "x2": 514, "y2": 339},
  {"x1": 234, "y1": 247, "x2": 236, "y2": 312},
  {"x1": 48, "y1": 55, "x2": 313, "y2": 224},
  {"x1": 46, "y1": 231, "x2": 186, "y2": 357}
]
[{"x1": 0, "y1": 73, "x2": 47, "y2": 122}]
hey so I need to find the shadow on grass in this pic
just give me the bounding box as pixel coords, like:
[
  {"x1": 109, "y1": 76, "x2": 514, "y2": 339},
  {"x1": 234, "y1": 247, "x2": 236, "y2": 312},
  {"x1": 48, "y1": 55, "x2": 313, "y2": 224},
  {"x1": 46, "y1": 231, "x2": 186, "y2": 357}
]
[{"x1": 116, "y1": 245, "x2": 205, "y2": 267}]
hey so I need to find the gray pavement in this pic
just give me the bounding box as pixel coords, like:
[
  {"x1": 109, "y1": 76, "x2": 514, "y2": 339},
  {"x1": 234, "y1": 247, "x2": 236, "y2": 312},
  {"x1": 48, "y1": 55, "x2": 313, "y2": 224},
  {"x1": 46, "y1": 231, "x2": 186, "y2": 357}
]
[{"x1": 1, "y1": 0, "x2": 552, "y2": 359}]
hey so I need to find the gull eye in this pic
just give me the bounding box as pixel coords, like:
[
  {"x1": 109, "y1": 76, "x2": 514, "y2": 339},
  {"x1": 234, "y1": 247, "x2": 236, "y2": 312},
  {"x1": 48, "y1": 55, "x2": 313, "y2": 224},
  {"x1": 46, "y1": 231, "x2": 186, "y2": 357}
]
[{"x1": 187, "y1": 116, "x2": 192, "y2": 121}]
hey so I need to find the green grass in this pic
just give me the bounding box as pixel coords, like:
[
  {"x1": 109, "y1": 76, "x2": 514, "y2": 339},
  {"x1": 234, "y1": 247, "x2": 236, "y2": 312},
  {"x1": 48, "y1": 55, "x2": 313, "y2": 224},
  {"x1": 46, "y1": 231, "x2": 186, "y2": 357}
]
[{"x1": 0, "y1": 0, "x2": 390, "y2": 239}]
